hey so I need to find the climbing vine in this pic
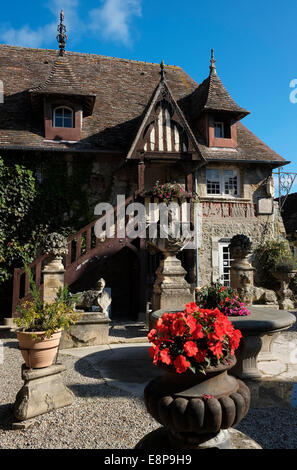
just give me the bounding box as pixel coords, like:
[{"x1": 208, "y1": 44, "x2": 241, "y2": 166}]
[{"x1": 0, "y1": 153, "x2": 95, "y2": 314}]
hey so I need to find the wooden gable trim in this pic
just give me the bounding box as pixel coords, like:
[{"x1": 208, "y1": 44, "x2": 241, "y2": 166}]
[{"x1": 126, "y1": 80, "x2": 206, "y2": 163}]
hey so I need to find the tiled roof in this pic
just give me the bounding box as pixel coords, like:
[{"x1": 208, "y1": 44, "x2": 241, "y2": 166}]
[
  {"x1": 195, "y1": 122, "x2": 287, "y2": 164},
  {"x1": 29, "y1": 57, "x2": 87, "y2": 95},
  {"x1": 29, "y1": 56, "x2": 96, "y2": 115},
  {"x1": 0, "y1": 44, "x2": 288, "y2": 165},
  {"x1": 0, "y1": 45, "x2": 197, "y2": 153},
  {"x1": 191, "y1": 70, "x2": 249, "y2": 119}
]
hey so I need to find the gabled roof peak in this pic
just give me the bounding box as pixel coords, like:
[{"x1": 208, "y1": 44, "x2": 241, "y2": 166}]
[
  {"x1": 191, "y1": 52, "x2": 250, "y2": 120},
  {"x1": 160, "y1": 60, "x2": 166, "y2": 81},
  {"x1": 127, "y1": 78, "x2": 205, "y2": 162}
]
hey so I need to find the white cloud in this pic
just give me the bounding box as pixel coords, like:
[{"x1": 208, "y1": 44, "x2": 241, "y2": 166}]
[
  {"x1": 0, "y1": 0, "x2": 141, "y2": 48},
  {"x1": 0, "y1": 23, "x2": 56, "y2": 48},
  {"x1": 90, "y1": 0, "x2": 142, "y2": 44},
  {"x1": 0, "y1": 0, "x2": 79, "y2": 48}
]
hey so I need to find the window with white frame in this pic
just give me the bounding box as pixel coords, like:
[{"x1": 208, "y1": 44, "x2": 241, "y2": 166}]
[
  {"x1": 206, "y1": 168, "x2": 239, "y2": 196},
  {"x1": 53, "y1": 107, "x2": 74, "y2": 128},
  {"x1": 219, "y1": 241, "x2": 231, "y2": 287}
]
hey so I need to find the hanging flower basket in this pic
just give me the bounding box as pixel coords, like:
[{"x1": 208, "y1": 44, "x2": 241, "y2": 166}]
[{"x1": 152, "y1": 181, "x2": 184, "y2": 203}]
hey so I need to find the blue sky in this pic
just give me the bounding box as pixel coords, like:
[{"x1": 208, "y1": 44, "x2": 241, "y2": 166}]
[{"x1": 1, "y1": 0, "x2": 297, "y2": 193}]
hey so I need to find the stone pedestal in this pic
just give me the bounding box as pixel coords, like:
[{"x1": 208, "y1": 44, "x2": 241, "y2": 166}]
[
  {"x1": 13, "y1": 363, "x2": 75, "y2": 421},
  {"x1": 272, "y1": 271, "x2": 296, "y2": 310},
  {"x1": 60, "y1": 312, "x2": 111, "y2": 349},
  {"x1": 230, "y1": 255, "x2": 255, "y2": 306},
  {"x1": 152, "y1": 254, "x2": 194, "y2": 312},
  {"x1": 257, "y1": 331, "x2": 280, "y2": 362},
  {"x1": 42, "y1": 257, "x2": 65, "y2": 305},
  {"x1": 230, "y1": 335, "x2": 263, "y2": 379}
]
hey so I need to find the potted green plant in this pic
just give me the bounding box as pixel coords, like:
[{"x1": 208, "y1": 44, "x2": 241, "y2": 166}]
[{"x1": 14, "y1": 266, "x2": 80, "y2": 369}]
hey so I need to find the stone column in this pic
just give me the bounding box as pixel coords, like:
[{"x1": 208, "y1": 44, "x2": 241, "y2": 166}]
[
  {"x1": 43, "y1": 257, "x2": 65, "y2": 304},
  {"x1": 272, "y1": 270, "x2": 296, "y2": 310},
  {"x1": 42, "y1": 233, "x2": 68, "y2": 304},
  {"x1": 229, "y1": 235, "x2": 255, "y2": 306},
  {"x1": 149, "y1": 229, "x2": 194, "y2": 313}
]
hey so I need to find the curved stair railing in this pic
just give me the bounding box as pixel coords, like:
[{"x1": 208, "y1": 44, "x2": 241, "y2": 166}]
[{"x1": 11, "y1": 192, "x2": 141, "y2": 317}]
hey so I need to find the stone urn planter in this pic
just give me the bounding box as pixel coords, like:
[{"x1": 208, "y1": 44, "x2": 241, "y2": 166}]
[
  {"x1": 136, "y1": 355, "x2": 250, "y2": 449},
  {"x1": 17, "y1": 330, "x2": 62, "y2": 369},
  {"x1": 272, "y1": 270, "x2": 297, "y2": 310}
]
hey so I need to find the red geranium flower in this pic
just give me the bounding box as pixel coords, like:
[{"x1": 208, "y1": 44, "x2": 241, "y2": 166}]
[
  {"x1": 173, "y1": 355, "x2": 190, "y2": 374},
  {"x1": 184, "y1": 341, "x2": 198, "y2": 357},
  {"x1": 147, "y1": 328, "x2": 157, "y2": 343},
  {"x1": 184, "y1": 302, "x2": 198, "y2": 314},
  {"x1": 194, "y1": 349, "x2": 207, "y2": 363},
  {"x1": 160, "y1": 348, "x2": 172, "y2": 365},
  {"x1": 191, "y1": 323, "x2": 204, "y2": 340},
  {"x1": 171, "y1": 318, "x2": 186, "y2": 336},
  {"x1": 208, "y1": 341, "x2": 223, "y2": 359},
  {"x1": 229, "y1": 329, "x2": 242, "y2": 354},
  {"x1": 184, "y1": 314, "x2": 197, "y2": 334}
]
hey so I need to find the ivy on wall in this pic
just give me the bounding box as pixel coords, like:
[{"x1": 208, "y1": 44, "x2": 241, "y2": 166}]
[
  {"x1": 0, "y1": 152, "x2": 96, "y2": 313},
  {"x1": 0, "y1": 156, "x2": 37, "y2": 283}
]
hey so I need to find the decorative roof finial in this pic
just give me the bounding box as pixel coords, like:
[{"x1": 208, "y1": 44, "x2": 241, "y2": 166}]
[
  {"x1": 160, "y1": 60, "x2": 166, "y2": 81},
  {"x1": 57, "y1": 9, "x2": 68, "y2": 56},
  {"x1": 209, "y1": 48, "x2": 216, "y2": 74}
]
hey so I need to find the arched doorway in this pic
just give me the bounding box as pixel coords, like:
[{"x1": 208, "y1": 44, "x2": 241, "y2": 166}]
[{"x1": 103, "y1": 246, "x2": 140, "y2": 321}]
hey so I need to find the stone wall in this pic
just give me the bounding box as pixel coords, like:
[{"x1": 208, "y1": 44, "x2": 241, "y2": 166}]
[{"x1": 196, "y1": 164, "x2": 286, "y2": 287}]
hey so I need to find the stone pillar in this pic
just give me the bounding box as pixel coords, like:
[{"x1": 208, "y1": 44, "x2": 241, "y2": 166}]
[
  {"x1": 229, "y1": 235, "x2": 255, "y2": 306},
  {"x1": 152, "y1": 253, "x2": 194, "y2": 311},
  {"x1": 43, "y1": 257, "x2": 65, "y2": 304},
  {"x1": 272, "y1": 270, "x2": 296, "y2": 310},
  {"x1": 149, "y1": 230, "x2": 194, "y2": 313},
  {"x1": 42, "y1": 233, "x2": 68, "y2": 304}
]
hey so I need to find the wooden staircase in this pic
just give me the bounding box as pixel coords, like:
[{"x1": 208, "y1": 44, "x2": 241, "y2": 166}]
[{"x1": 11, "y1": 192, "x2": 141, "y2": 317}]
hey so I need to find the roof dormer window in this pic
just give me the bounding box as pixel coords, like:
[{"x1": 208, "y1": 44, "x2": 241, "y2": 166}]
[
  {"x1": 214, "y1": 122, "x2": 224, "y2": 138},
  {"x1": 53, "y1": 106, "x2": 74, "y2": 128}
]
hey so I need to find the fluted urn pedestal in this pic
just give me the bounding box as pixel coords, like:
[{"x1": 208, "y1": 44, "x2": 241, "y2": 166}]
[
  {"x1": 272, "y1": 270, "x2": 296, "y2": 310},
  {"x1": 136, "y1": 355, "x2": 250, "y2": 449}
]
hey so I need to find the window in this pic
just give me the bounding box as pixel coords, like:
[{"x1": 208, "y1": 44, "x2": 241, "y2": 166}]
[
  {"x1": 206, "y1": 168, "x2": 239, "y2": 196},
  {"x1": 206, "y1": 169, "x2": 221, "y2": 194},
  {"x1": 223, "y1": 170, "x2": 238, "y2": 196},
  {"x1": 214, "y1": 122, "x2": 224, "y2": 138},
  {"x1": 53, "y1": 107, "x2": 73, "y2": 128},
  {"x1": 219, "y1": 241, "x2": 231, "y2": 287}
]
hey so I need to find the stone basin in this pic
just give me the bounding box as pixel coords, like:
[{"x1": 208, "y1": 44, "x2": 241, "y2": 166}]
[{"x1": 150, "y1": 306, "x2": 296, "y2": 380}]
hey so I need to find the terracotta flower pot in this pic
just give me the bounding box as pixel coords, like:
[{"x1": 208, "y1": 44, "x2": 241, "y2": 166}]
[
  {"x1": 141, "y1": 354, "x2": 250, "y2": 448},
  {"x1": 17, "y1": 330, "x2": 62, "y2": 369}
]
